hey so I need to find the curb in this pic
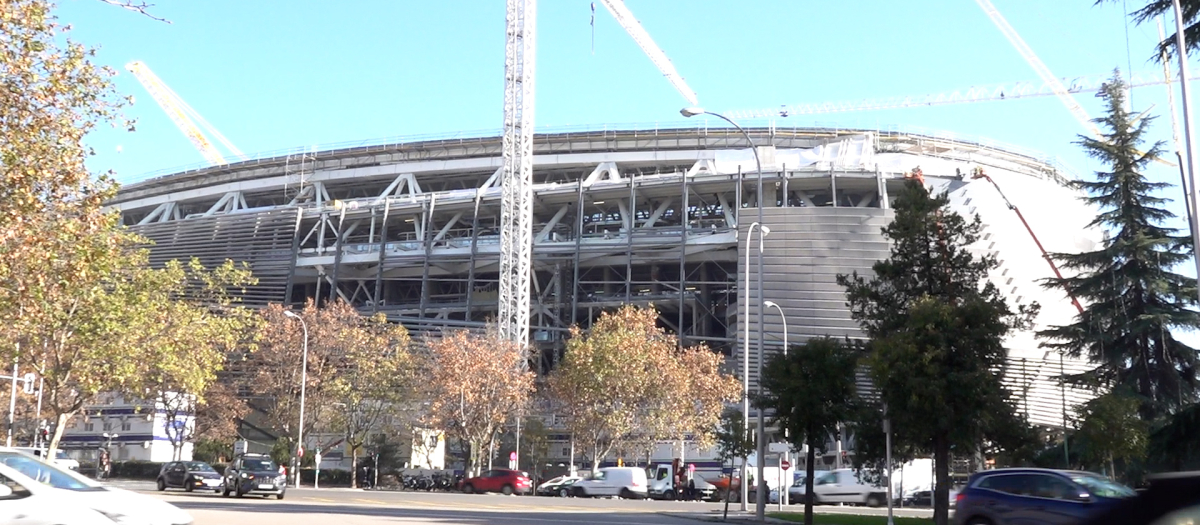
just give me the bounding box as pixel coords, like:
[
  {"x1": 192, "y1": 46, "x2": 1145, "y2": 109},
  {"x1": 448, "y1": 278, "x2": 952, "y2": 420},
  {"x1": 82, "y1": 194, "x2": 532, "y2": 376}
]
[{"x1": 659, "y1": 511, "x2": 794, "y2": 524}]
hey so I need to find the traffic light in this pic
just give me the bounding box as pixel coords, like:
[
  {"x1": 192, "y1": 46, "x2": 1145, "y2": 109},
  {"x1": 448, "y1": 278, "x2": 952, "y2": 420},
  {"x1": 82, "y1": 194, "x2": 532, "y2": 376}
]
[{"x1": 21, "y1": 373, "x2": 34, "y2": 395}]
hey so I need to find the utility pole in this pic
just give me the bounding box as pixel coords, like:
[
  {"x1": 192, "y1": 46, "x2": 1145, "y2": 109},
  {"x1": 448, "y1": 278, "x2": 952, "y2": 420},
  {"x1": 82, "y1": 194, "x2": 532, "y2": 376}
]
[{"x1": 1171, "y1": 0, "x2": 1200, "y2": 304}]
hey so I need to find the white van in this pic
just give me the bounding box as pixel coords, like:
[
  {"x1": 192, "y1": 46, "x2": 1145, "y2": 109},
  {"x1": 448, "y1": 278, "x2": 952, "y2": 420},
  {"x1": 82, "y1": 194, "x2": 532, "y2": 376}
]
[
  {"x1": 812, "y1": 468, "x2": 889, "y2": 507},
  {"x1": 13, "y1": 447, "x2": 80, "y2": 471},
  {"x1": 571, "y1": 467, "x2": 648, "y2": 499}
]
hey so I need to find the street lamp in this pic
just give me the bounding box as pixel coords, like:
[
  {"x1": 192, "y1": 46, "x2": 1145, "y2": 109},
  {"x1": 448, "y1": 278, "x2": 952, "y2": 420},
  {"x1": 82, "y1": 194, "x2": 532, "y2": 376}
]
[
  {"x1": 682, "y1": 106, "x2": 769, "y2": 520},
  {"x1": 763, "y1": 300, "x2": 788, "y2": 509},
  {"x1": 283, "y1": 310, "x2": 309, "y2": 489}
]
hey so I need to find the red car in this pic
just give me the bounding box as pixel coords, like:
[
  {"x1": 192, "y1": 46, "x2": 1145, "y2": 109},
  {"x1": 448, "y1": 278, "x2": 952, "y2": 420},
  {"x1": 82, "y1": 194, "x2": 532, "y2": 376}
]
[{"x1": 460, "y1": 469, "x2": 532, "y2": 495}]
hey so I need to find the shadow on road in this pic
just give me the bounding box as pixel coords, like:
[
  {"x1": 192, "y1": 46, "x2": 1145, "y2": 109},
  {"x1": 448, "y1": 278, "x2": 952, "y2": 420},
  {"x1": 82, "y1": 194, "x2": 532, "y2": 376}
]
[{"x1": 169, "y1": 499, "x2": 705, "y2": 524}]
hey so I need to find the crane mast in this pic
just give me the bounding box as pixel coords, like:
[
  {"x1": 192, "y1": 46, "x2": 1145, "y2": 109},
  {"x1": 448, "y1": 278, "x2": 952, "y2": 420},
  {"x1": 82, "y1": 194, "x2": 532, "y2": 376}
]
[{"x1": 498, "y1": 0, "x2": 537, "y2": 350}]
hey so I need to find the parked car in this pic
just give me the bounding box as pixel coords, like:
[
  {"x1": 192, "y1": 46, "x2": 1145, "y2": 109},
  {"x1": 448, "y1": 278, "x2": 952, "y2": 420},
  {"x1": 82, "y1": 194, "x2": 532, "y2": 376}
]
[
  {"x1": 571, "y1": 467, "x2": 648, "y2": 499},
  {"x1": 158, "y1": 461, "x2": 223, "y2": 493},
  {"x1": 222, "y1": 453, "x2": 286, "y2": 499},
  {"x1": 0, "y1": 447, "x2": 194, "y2": 525},
  {"x1": 12, "y1": 447, "x2": 80, "y2": 471},
  {"x1": 812, "y1": 468, "x2": 889, "y2": 507},
  {"x1": 460, "y1": 469, "x2": 532, "y2": 495},
  {"x1": 954, "y1": 468, "x2": 1136, "y2": 525},
  {"x1": 779, "y1": 470, "x2": 827, "y2": 504},
  {"x1": 536, "y1": 475, "x2": 581, "y2": 497}
]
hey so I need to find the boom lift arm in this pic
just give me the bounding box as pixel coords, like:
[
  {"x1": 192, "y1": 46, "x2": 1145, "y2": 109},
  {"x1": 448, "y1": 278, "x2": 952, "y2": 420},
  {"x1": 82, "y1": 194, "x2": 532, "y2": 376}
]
[
  {"x1": 971, "y1": 168, "x2": 1085, "y2": 314},
  {"x1": 597, "y1": 0, "x2": 699, "y2": 106}
]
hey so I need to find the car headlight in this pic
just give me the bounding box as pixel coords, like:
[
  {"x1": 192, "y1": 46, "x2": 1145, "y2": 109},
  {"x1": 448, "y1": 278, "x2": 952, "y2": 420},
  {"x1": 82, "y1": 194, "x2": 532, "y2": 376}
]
[{"x1": 240, "y1": 473, "x2": 249, "y2": 479}]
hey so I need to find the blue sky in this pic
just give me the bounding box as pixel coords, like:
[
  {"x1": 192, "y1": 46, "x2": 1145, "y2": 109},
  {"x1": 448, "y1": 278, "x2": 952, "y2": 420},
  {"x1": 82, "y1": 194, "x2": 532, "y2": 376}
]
[{"x1": 59, "y1": 0, "x2": 1195, "y2": 203}]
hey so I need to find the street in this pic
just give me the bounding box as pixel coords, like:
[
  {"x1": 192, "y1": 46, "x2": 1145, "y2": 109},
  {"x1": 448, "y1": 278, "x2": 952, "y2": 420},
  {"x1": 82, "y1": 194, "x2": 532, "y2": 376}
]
[
  {"x1": 113, "y1": 480, "x2": 935, "y2": 525},
  {"x1": 122, "y1": 480, "x2": 710, "y2": 525}
]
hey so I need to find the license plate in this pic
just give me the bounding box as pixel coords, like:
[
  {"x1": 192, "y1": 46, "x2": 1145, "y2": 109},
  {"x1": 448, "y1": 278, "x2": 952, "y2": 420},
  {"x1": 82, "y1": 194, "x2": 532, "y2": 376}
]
[
  {"x1": 258, "y1": 483, "x2": 274, "y2": 489},
  {"x1": 205, "y1": 480, "x2": 220, "y2": 486}
]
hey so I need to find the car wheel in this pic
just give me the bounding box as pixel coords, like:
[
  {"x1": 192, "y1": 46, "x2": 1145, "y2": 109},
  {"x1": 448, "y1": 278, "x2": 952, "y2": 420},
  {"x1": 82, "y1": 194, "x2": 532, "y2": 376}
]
[
  {"x1": 558, "y1": 487, "x2": 569, "y2": 498},
  {"x1": 501, "y1": 484, "x2": 514, "y2": 496},
  {"x1": 462, "y1": 483, "x2": 474, "y2": 494},
  {"x1": 867, "y1": 493, "x2": 884, "y2": 507},
  {"x1": 276, "y1": 491, "x2": 285, "y2": 500},
  {"x1": 664, "y1": 489, "x2": 676, "y2": 501},
  {"x1": 572, "y1": 486, "x2": 587, "y2": 498},
  {"x1": 185, "y1": 482, "x2": 194, "y2": 493},
  {"x1": 236, "y1": 486, "x2": 245, "y2": 498},
  {"x1": 222, "y1": 484, "x2": 231, "y2": 497},
  {"x1": 966, "y1": 519, "x2": 993, "y2": 525},
  {"x1": 156, "y1": 478, "x2": 166, "y2": 491},
  {"x1": 619, "y1": 488, "x2": 634, "y2": 499}
]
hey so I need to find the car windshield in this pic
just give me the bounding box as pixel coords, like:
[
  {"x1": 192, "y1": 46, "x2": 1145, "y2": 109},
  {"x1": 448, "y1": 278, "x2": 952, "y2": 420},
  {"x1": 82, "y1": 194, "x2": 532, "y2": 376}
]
[
  {"x1": 1070, "y1": 474, "x2": 1136, "y2": 499},
  {"x1": 186, "y1": 462, "x2": 215, "y2": 472},
  {"x1": 243, "y1": 458, "x2": 278, "y2": 471},
  {"x1": 54, "y1": 450, "x2": 69, "y2": 460},
  {"x1": 0, "y1": 451, "x2": 100, "y2": 491}
]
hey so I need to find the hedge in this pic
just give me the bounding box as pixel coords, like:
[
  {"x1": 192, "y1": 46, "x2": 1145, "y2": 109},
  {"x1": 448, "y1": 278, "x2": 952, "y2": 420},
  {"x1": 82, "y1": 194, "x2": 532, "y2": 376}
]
[{"x1": 298, "y1": 468, "x2": 352, "y2": 487}]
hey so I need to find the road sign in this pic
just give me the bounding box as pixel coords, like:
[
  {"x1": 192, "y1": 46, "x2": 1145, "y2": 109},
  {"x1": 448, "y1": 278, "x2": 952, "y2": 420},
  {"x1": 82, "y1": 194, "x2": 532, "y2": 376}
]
[
  {"x1": 768, "y1": 442, "x2": 789, "y2": 453},
  {"x1": 781, "y1": 459, "x2": 791, "y2": 470},
  {"x1": 687, "y1": 463, "x2": 695, "y2": 473},
  {"x1": 509, "y1": 451, "x2": 518, "y2": 462},
  {"x1": 21, "y1": 373, "x2": 34, "y2": 395}
]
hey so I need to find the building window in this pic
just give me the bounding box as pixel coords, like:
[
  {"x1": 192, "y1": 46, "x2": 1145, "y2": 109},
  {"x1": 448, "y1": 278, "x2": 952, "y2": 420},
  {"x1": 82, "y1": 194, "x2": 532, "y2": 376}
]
[
  {"x1": 102, "y1": 421, "x2": 112, "y2": 432},
  {"x1": 121, "y1": 420, "x2": 131, "y2": 432},
  {"x1": 84, "y1": 422, "x2": 94, "y2": 432},
  {"x1": 562, "y1": 447, "x2": 570, "y2": 457}
]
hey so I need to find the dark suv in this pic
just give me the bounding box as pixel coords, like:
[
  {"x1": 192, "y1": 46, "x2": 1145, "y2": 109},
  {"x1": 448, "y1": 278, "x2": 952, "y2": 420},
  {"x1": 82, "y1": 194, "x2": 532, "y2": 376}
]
[
  {"x1": 157, "y1": 461, "x2": 222, "y2": 492},
  {"x1": 954, "y1": 468, "x2": 1135, "y2": 525},
  {"x1": 222, "y1": 453, "x2": 286, "y2": 499}
]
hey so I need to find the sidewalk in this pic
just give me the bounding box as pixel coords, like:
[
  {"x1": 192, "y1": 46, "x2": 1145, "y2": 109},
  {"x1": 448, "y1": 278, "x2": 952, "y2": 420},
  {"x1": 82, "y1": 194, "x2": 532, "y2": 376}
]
[{"x1": 659, "y1": 509, "x2": 794, "y2": 524}]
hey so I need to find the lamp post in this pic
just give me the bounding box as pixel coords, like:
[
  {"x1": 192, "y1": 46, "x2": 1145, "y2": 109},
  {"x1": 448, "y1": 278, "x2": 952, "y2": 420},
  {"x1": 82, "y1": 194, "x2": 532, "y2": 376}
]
[
  {"x1": 681, "y1": 105, "x2": 763, "y2": 520},
  {"x1": 682, "y1": 107, "x2": 767, "y2": 518},
  {"x1": 763, "y1": 300, "x2": 787, "y2": 510},
  {"x1": 283, "y1": 310, "x2": 309, "y2": 489}
]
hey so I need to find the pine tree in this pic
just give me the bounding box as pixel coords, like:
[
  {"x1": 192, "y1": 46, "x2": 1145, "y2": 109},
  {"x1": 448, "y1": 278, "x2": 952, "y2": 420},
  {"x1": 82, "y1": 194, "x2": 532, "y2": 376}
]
[
  {"x1": 1039, "y1": 76, "x2": 1200, "y2": 421},
  {"x1": 839, "y1": 180, "x2": 1035, "y2": 525}
]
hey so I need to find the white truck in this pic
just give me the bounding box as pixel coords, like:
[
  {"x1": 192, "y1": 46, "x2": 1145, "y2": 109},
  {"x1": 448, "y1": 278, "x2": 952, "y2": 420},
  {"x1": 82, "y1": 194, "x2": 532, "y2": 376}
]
[{"x1": 647, "y1": 463, "x2": 718, "y2": 501}]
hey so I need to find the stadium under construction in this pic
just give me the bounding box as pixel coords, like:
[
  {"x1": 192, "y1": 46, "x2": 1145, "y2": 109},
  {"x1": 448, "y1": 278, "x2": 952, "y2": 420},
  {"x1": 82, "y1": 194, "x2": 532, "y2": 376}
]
[{"x1": 111, "y1": 124, "x2": 1098, "y2": 431}]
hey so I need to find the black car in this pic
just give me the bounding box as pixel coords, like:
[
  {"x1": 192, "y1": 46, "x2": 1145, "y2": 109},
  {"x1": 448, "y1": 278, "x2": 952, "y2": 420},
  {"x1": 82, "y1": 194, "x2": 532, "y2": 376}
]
[
  {"x1": 157, "y1": 461, "x2": 223, "y2": 493},
  {"x1": 222, "y1": 453, "x2": 286, "y2": 499}
]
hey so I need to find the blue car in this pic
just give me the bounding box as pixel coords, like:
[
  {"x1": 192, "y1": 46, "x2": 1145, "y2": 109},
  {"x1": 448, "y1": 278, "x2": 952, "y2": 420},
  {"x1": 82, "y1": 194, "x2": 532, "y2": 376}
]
[{"x1": 954, "y1": 468, "x2": 1135, "y2": 525}]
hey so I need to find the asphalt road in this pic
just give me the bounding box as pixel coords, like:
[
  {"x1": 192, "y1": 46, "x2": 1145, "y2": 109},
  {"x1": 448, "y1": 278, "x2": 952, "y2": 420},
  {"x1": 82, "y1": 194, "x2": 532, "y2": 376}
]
[{"x1": 112, "y1": 480, "x2": 934, "y2": 525}]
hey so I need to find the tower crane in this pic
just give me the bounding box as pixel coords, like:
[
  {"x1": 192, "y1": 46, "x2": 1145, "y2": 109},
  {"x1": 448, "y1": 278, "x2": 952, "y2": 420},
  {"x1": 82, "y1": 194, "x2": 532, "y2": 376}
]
[
  {"x1": 497, "y1": 0, "x2": 699, "y2": 348},
  {"x1": 727, "y1": 72, "x2": 1195, "y2": 119},
  {"x1": 125, "y1": 61, "x2": 244, "y2": 166}
]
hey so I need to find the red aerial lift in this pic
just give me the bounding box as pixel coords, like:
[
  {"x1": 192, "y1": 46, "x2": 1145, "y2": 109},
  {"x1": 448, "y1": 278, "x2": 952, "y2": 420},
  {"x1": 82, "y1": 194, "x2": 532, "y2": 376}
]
[{"x1": 970, "y1": 167, "x2": 1085, "y2": 314}]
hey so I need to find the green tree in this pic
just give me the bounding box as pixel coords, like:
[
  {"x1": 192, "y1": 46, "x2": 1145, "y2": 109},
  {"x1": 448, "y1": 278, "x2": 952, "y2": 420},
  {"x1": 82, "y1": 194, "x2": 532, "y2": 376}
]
[
  {"x1": 757, "y1": 338, "x2": 858, "y2": 525},
  {"x1": 1106, "y1": 1, "x2": 1200, "y2": 59},
  {"x1": 838, "y1": 180, "x2": 1035, "y2": 525},
  {"x1": 1039, "y1": 77, "x2": 1198, "y2": 420},
  {"x1": 713, "y1": 407, "x2": 754, "y2": 516},
  {"x1": 1074, "y1": 390, "x2": 1148, "y2": 480}
]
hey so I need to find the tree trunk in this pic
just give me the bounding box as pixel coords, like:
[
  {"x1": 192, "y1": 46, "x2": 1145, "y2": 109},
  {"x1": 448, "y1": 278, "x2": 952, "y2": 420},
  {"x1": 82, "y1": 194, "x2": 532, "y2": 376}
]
[
  {"x1": 46, "y1": 412, "x2": 71, "y2": 457},
  {"x1": 592, "y1": 443, "x2": 601, "y2": 473},
  {"x1": 350, "y1": 445, "x2": 359, "y2": 489},
  {"x1": 933, "y1": 432, "x2": 951, "y2": 525},
  {"x1": 804, "y1": 442, "x2": 817, "y2": 525}
]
